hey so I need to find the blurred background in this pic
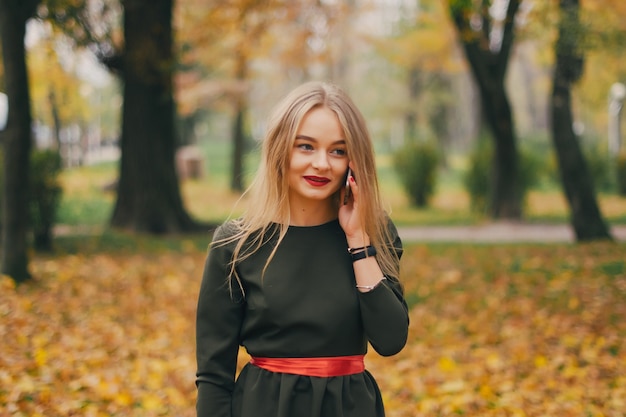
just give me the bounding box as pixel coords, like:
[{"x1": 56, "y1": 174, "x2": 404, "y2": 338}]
[{"x1": 1, "y1": 0, "x2": 626, "y2": 281}]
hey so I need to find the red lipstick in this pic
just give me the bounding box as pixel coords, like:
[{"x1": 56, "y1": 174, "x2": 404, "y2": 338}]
[{"x1": 303, "y1": 176, "x2": 331, "y2": 187}]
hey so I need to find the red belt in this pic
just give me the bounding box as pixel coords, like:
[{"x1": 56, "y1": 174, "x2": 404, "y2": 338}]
[{"x1": 250, "y1": 355, "x2": 365, "y2": 377}]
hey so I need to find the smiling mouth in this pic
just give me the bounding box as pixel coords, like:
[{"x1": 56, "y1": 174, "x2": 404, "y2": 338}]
[{"x1": 303, "y1": 176, "x2": 331, "y2": 186}]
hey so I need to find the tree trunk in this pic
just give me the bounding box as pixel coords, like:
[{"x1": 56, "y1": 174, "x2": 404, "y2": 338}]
[
  {"x1": 404, "y1": 67, "x2": 420, "y2": 141},
  {"x1": 450, "y1": 0, "x2": 522, "y2": 219},
  {"x1": 481, "y1": 86, "x2": 520, "y2": 218},
  {"x1": 230, "y1": 53, "x2": 247, "y2": 192},
  {"x1": 0, "y1": 0, "x2": 39, "y2": 283},
  {"x1": 48, "y1": 89, "x2": 62, "y2": 150},
  {"x1": 550, "y1": 0, "x2": 611, "y2": 241},
  {"x1": 111, "y1": 0, "x2": 201, "y2": 233},
  {"x1": 230, "y1": 106, "x2": 246, "y2": 192}
]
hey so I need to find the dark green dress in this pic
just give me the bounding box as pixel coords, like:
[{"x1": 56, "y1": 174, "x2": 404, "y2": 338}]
[{"x1": 196, "y1": 219, "x2": 408, "y2": 417}]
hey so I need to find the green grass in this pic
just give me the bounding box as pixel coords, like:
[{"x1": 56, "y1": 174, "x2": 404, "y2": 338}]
[
  {"x1": 55, "y1": 143, "x2": 626, "y2": 230},
  {"x1": 56, "y1": 196, "x2": 113, "y2": 226},
  {"x1": 54, "y1": 228, "x2": 213, "y2": 255},
  {"x1": 56, "y1": 162, "x2": 117, "y2": 226}
]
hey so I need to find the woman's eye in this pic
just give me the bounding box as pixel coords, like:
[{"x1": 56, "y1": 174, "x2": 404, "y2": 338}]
[
  {"x1": 331, "y1": 148, "x2": 347, "y2": 156},
  {"x1": 297, "y1": 143, "x2": 314, "y2": 151}
]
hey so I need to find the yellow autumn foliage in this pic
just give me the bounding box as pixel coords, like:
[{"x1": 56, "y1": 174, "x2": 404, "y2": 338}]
[{"x1": 1, "y1": 241, "x2": 625, "y2": 416}]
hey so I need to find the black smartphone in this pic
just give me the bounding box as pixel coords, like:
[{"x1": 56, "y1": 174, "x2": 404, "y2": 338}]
[{"x1": 343, "y1": 168, "x2": 352, "y2": 205}]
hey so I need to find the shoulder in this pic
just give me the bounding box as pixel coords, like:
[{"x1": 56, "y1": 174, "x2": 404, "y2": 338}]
[
  {"x1": 380, "y1": 213, "x2": 400, "y2": 240},
  {"x1": 206, "y1": 220, "x2": 243, "y2": 258},
  {"x1": 384, "y1": 214, "x2": 399, "y2": 234},
  {"x1": 212, "y1": 219, "x2": 242, "y2": 241},
  {"x1": 381, "y1": 213, "x2": 403, "y2": 256},
  {"x1": 210, "y1": 219, "x2": 278, "y2": 257}
]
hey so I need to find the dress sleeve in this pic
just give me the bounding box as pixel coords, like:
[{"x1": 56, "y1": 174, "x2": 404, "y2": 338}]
[
  {"x1": 196, "y1": 224, "x2": 245, "y2": 417},
  {"x1": 358, "y1": 219, "x2": 409, "y2": 357}
]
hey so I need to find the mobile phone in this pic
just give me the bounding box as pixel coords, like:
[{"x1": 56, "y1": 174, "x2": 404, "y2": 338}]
[{"x1": 343, "y1": 168, "x2": 353, "y2": 205}]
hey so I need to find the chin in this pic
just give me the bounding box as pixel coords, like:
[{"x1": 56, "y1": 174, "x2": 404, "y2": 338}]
[{"x1": 304, "y1": 192, "x2": 334, "y2": 202}]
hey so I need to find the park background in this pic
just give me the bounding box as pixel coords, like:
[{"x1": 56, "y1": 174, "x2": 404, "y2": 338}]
[{"x1": 1, "y1": 0, "x2": 626, "y2": 416}]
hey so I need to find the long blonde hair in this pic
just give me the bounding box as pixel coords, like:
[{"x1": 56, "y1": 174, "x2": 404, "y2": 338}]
[{"x1": 215, "y1": 81, "x2": 400, "y2": 293}]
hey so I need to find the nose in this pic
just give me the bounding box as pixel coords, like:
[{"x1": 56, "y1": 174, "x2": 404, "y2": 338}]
[{"x1": 312, "y1": 151, "x2": 330, "y2": 170}]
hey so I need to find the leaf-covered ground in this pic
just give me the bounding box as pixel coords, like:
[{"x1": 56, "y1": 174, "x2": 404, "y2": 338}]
[{"x1": 1, "y1": 242, "x2": 625, "y2": 416}]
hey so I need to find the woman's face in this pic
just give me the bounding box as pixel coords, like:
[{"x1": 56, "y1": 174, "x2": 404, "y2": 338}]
[{"x1": 287, "y1": 106, "x2": 349, "y2": 207}]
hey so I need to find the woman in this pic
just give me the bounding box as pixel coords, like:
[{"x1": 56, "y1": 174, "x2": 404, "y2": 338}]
[{"x1": 195, "y1": 81, "x2": 409, "y2": 417}]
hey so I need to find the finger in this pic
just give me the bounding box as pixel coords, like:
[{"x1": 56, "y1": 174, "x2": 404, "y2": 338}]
[
  {"x1": 341, "y1": 185, "x2": 349, "y2": 205},
  {"x1": 348, "y1": 175, "x2": 358, "y2": 202}
]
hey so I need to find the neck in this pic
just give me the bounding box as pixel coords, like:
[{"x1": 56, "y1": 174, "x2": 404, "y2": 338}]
[{"x1": 289, "y1": 198, "x2": 337, "y2": 227}]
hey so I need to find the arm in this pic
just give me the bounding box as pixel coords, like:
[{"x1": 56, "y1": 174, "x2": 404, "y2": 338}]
[
  {"x1": 351, "y1": 222, "x2": 409, "y2": 356},
  {"x1": 196, "y1": 225, "x2": 245, "y2": 417},
  {"x1": 339, "y1": 172, "x2": 409, "y2": 356}
]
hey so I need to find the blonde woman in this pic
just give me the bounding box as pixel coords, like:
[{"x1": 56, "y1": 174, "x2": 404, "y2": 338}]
[{"x1": 195, "y1": 81, "x2": 408, "y2": 417}]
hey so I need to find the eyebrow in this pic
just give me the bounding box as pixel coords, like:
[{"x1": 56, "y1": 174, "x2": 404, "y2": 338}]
[{"x1": 295, "y1": 135, "x2": 346, "y2": 145}]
